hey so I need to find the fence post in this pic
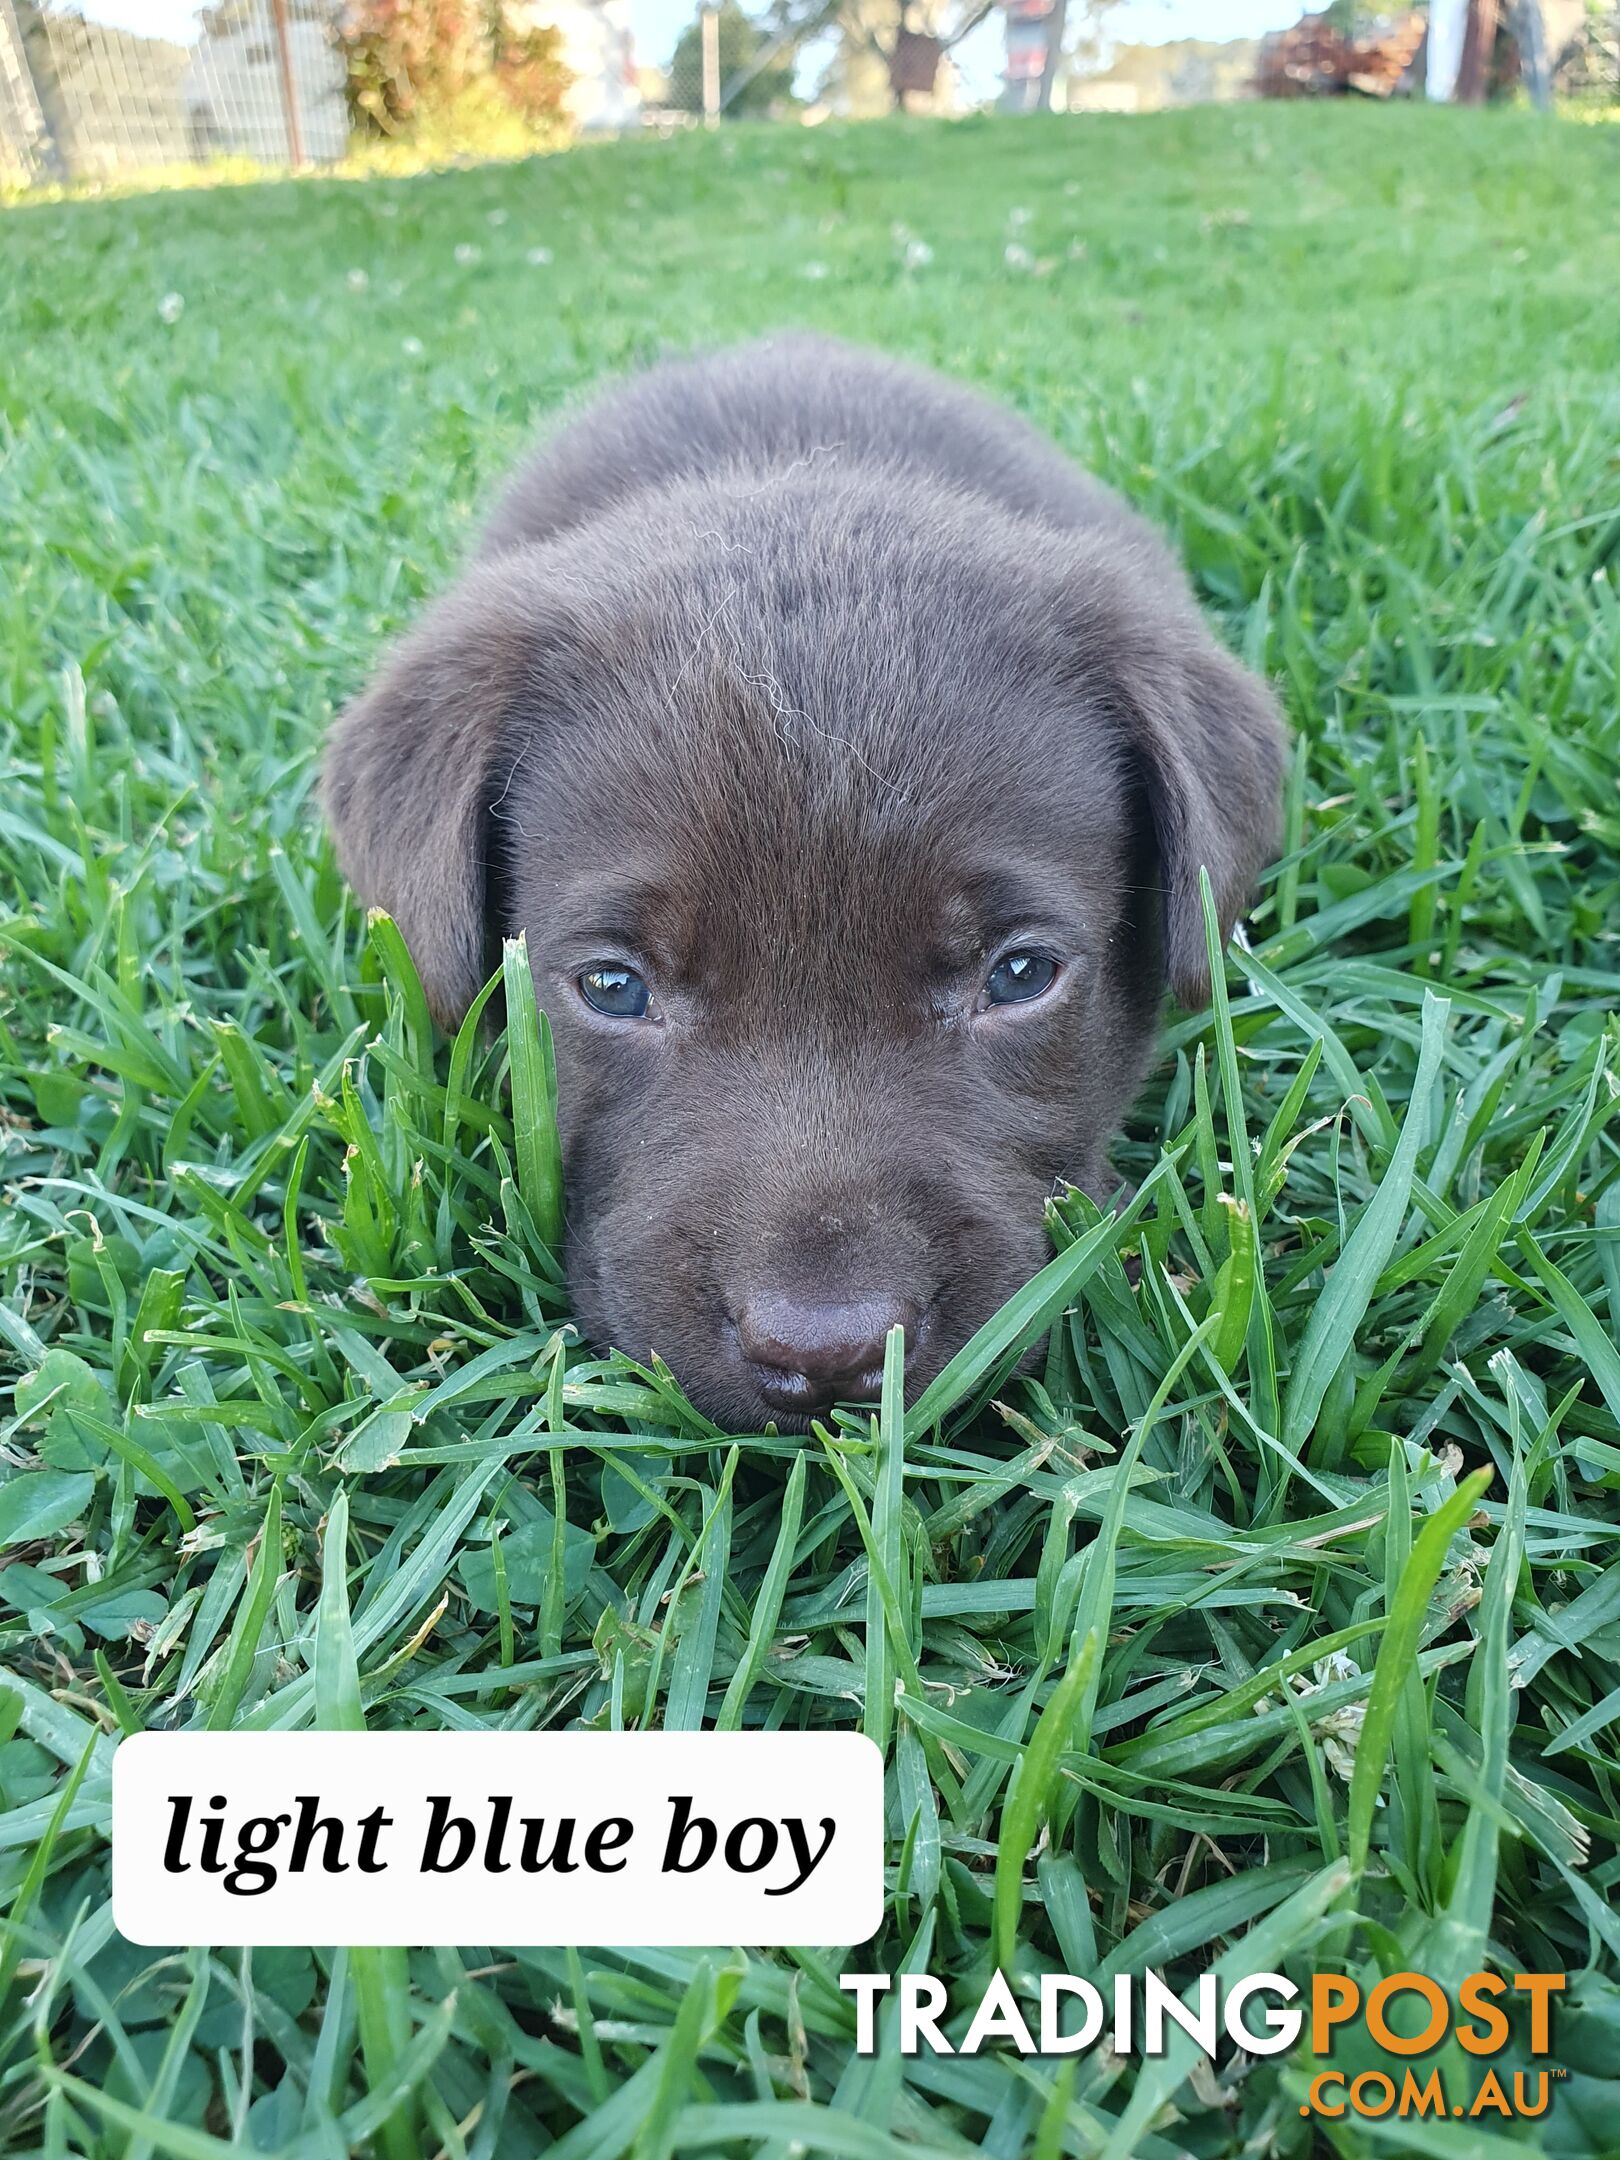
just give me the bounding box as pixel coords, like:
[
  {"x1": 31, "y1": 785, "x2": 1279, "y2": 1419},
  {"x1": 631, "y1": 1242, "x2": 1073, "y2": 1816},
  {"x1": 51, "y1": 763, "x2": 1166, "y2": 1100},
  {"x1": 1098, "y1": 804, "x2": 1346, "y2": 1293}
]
[
  {"x1": 1512, "y1": 0, "x2": 1551, "y2": 106},
  {"x1": 1035, "y1": 0, "x2": 1067, "y2": 108},
  {"x1": 11, "y1": 0, "x2": 73, "y2": 181},
  {"x1": 701, "y1": 4, "x2": 720, "y2": 126},
  {"x1": 269, "y1": 0, "x2": 307, "y2": 168}
]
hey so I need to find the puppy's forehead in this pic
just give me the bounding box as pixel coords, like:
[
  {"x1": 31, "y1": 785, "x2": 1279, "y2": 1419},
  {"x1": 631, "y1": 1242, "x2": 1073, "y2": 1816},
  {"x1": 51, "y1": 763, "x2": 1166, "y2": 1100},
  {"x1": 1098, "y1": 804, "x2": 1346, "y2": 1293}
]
[
  {"x1": 523, "y1": 668, "x2": 1128, "y2": 977},
  {"x1": 501, "y1": 470, "x2": 1138, "y2": 965}
]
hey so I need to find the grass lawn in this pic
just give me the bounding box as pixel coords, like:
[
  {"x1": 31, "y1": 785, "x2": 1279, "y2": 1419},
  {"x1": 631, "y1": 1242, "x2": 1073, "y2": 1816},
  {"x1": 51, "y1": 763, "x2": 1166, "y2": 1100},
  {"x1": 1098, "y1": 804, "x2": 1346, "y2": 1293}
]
[{"x1": 3, "y1": 100, "x2": 1620, "y2": 2159}]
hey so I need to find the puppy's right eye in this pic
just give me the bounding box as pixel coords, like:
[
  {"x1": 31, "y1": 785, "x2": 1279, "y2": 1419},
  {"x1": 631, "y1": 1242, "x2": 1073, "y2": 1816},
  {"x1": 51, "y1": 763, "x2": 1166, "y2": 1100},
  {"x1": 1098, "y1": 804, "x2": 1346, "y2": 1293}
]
[{"x1": 578, "y1": 965, "x2": 652, "y2": 1020}]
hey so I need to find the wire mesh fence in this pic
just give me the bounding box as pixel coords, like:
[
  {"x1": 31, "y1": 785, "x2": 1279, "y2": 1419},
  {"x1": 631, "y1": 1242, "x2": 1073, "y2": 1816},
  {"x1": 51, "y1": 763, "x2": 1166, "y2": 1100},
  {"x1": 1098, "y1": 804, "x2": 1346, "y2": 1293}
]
[
  {"x1": 0, "y1": 0, "x2": 346, "y2": 185},
  {"x1": 654, "y1": 0, "x2": 826, "y2": 123},
  {"x1": 0, "y1": 0, "x2": 1062, "y2": 188},
  {"x1": 0, "y1": 0, "x2": 652, "y2": 186}
]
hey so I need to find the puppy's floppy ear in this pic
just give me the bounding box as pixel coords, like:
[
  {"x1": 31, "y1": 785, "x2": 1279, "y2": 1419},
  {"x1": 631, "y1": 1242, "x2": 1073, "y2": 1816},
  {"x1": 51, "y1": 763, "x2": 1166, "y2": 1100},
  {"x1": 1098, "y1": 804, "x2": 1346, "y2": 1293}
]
[
  {"x1": 321, "y1": 558, "x2": 540, "y2": 1027},
  {"x1": 1124, "y1": 627, "x2": 1288, "y2": 1009}
]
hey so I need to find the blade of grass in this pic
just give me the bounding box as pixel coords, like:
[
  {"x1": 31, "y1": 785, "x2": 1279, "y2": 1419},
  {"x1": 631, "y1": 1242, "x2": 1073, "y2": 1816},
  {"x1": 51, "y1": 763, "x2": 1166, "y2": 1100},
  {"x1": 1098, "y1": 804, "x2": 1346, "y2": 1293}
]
[
  {"x1": 1282, "y1": 991, "x2": 1450, "y2": 1459},
  {"x1": 315, "y1": 1491, "x2": 419, "y2": 2160},
  {"x1": 501, "y1": 932, "x2": 564, "y2": 1257},
  {"x1": 1347, "y1": 1464, "x2": 1493, "y2": 1877},
  {"x1": 905, "y1": 1160, "x2": 1173, "y2": 1438},
  {"x1": 716, "y1": 1453, "x2": 807, "y2": 1731}
]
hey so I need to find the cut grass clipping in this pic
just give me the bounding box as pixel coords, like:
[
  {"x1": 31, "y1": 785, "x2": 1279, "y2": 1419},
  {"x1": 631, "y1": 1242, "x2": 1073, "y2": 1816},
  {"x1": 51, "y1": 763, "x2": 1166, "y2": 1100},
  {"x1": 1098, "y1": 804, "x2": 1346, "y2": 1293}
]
[{"x1": 4, "y1": 99, "x2": 1620, "y2": 2160}]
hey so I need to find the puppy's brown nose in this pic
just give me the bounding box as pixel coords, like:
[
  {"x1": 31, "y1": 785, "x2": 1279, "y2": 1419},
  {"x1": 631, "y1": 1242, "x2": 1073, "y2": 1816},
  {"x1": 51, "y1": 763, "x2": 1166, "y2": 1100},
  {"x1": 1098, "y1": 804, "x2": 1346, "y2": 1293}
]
[{"x1": 736, "y1": 1294, "x2": 912, "y2": 1414}]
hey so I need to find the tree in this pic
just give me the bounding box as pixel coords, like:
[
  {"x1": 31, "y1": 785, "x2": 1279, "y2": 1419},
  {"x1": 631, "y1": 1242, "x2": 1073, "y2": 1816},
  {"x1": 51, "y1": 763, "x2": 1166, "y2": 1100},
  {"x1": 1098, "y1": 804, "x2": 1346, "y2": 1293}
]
[
  {"x1": 852, "y1": 0, "x2": 997, "y2": 109},
  {"x1": 669, "y1": 0, "x2": 798, "y2": 115},
  {"x1": 337, "y1": 0, "x2": 570, "y2": 136}
]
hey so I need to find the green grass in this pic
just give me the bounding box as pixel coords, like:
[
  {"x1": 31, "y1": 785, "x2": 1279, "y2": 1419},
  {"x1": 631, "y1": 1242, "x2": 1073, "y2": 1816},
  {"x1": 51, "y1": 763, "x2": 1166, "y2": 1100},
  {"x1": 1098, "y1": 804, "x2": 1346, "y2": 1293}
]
[{"x1": 2, "y1": 100, "x2": 1620, "y2": 2158}]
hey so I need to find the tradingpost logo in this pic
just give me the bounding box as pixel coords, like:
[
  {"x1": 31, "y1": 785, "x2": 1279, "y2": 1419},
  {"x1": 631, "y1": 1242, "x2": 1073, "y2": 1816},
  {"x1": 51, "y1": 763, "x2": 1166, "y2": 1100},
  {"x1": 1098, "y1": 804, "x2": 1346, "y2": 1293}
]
[
  {"x1": 1302, "y1": 1970, "x2": 1565, "y2": 2124},
  {"x1": 839, "y1": 1963, "x2": 1566, "y2": 2125}
]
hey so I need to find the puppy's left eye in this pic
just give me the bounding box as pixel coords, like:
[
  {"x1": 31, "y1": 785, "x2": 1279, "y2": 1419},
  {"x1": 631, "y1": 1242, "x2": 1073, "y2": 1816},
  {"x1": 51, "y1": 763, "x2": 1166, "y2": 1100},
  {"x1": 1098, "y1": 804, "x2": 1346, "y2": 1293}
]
[
  {"x1": 578, "y1": 965, "x2": 652, "y2": 1019},
  {"x1": 983, "y1": 951, "x2": 1059, "y2": 1007}
]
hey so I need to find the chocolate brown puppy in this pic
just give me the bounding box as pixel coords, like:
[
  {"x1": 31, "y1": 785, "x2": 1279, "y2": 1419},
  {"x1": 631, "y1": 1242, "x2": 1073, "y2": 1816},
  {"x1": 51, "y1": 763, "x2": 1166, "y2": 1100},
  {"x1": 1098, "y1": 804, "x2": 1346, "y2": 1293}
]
[{"x1": 323, "y1": 334, "x2": 1286, "y2": 1430}]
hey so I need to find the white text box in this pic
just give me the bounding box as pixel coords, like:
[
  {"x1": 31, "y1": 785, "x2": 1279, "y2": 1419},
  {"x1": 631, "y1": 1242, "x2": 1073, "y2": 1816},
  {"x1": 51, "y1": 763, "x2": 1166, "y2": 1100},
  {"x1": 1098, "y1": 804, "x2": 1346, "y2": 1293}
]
[{"x1": 112, "y1": 1731, "x2": 883, "y2": 1947}]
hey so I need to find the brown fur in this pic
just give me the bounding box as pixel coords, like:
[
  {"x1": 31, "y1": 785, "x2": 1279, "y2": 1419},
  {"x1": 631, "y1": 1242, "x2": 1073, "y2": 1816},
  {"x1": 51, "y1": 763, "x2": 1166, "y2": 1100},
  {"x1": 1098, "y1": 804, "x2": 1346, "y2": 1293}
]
[{"x1": 323, "y1": 334, "x2": 1286, "y2": 1429}]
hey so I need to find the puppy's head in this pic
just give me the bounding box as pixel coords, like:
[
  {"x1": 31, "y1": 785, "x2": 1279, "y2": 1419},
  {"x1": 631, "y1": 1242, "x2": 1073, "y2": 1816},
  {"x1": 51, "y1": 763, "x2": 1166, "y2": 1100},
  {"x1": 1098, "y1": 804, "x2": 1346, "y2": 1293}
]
[{"x1": 324, "y1": 468, "x2": 1285, "y2": 1429}]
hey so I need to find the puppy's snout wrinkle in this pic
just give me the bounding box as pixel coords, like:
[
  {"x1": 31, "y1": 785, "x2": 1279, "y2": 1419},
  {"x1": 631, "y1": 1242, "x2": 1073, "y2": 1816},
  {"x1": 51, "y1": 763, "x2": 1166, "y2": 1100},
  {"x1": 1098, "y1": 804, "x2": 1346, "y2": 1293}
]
[{"x1": 735, "y1": 1291, "x2": 916, "y2": 1413}]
